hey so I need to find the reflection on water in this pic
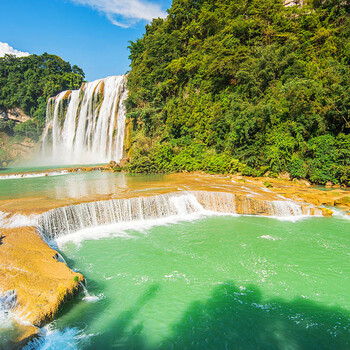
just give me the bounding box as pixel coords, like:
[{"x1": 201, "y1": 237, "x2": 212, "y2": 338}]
[
  {"x1": 0, "y1": 171, "x2": 166, "y2": 201},
  {"x1": 51, "y1": 173, "x2": 127, "y2": 199}
]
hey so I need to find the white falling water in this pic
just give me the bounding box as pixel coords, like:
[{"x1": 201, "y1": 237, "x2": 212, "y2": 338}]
[
  {"x1": 38, "y1": 192, "x2": 204, "y2": 240},
  {"x1": 0, "y1": 290, "x2": 17, "y2": 330},
  {"x1": 0, "y1": 211, "x2": 40, "y2": 229},
  {"x1": 37, "y1": 191, "x2": 321, "y2": 241},
  {"x1": 0, "y1": 211, "x2": 7, "y2": 227},
  {"x1": 41, "y1": 75, "x2": 128, "y2": 164},
  {"x1": 78, "y1": 282, "x2": 102, "y2": 303}
]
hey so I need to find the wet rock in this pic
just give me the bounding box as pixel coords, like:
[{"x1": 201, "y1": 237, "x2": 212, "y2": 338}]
[
  {"x1": 321, "y1": 208, "x2": 333, "y2": 217},
  {"x1": 0, "y1": 226, "x2": 84, "y2": 328},
  {"x1": 335, "y1": 196, "x2": 350, "y2": 208}
]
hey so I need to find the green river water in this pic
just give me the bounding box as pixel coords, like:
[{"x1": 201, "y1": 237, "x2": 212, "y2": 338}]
[
  {"x1": 0, "y1": 170, "x2": 349, "y2": 349},
  {"x1": 49, "y1": 214, "x2": 350, "y2": 350}
]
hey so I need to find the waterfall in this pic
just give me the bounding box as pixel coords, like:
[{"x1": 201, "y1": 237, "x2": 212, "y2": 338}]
[
  {"x1": 38, "y1": 192, "x2": 204, "y2": 240},
  {"x1": 41, "y1": 75, "x2": 128, "y2": 164},
  {"x1": 0, "y1": 290, "x2": 16, "y2": 329},
  {"x1": 78, "y1": 282, "x2": 101, "y2": 302},
  {"x1": 37, "y1": 191, "x2": 322, "y2": 240},
  {"x1": 0, "y1": 211, "x2": 39, "y2": 229}
]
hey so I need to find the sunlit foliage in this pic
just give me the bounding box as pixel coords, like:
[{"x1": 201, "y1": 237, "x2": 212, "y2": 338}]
[
  {"x1": 0, "y1": 53, "x2": 84, "y2": 139},
  {"x1": 127, "y1": 0, "x2": 350, "y2": 184}
]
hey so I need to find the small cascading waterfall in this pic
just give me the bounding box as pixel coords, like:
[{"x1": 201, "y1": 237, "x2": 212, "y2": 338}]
[
  {"x1": 0, "y1": 290, "x2": 16, "y2": 328},
  {"x1": 41, "y1": 75, "x2": 127, "y2": 164},
  {"x1": 0, "y1": 210, "x2": 6, "y2": 227},
  {"x1": 38, "y1": 192, "x2": 204, "y2": 240},
  {"x1": 38, "y1": 191, "x2": 321, "y2": 240}
]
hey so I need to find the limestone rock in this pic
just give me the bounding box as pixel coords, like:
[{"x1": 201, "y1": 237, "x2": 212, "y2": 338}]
[
  {"x1": 335, "y1": 196, "x2": 350, "y2": 208},
  {"x1": 0, "y1": 226, "x2": 84, "y2": 329}
]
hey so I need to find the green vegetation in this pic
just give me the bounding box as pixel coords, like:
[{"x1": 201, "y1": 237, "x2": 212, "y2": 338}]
[
  {"x1": 127, "y1": 0, "x2": 350, "y2": 185},
  {"x1": 263, "y1": 181, "x2": 273, "y2": 188},
  {"x1": 0, "y1": 53, "x2": 84, "y2": 140}
]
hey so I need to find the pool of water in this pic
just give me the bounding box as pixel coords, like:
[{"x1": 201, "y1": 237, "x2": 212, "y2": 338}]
[
  {"x1": 0, "y1": 171, "x2": 165, "y2": 200},
  {"x1": 27, "y1": 214, "x2": 350, "y2": 349}
]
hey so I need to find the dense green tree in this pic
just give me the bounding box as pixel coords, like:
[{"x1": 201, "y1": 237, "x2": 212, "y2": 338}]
[
  {"x1": 127, "y1": 0, "x2": 350, "y2": 185},
  {"x1": 0, "y1": 53, "x2": 84, "y2": 139}
]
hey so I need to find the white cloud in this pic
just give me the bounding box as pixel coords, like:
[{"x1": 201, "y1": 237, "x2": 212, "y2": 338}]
[
  {"x1": 0, "y1": 42, "x2": 30, "y2": 57},
  {"x1": 69, "y1": 0, "x2": 167, "y2": 27}
]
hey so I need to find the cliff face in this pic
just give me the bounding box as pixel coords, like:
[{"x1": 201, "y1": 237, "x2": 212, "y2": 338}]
[
  {"x1": 0, "y1": 107, "x2": 31, "y2": 124},
  {"x1": 0, "y1": 107, "x2": 36, "y2": 166}
]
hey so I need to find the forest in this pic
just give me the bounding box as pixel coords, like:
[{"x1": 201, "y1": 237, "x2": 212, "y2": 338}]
[
  {"x1": 126, "y1": 0, "x2": 350, "y2": 185},
  {"x1": 0, "y1": 53, "x2": 84, "y2": 140}
]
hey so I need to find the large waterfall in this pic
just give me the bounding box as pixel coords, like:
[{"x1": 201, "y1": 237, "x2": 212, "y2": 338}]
[{"x1": 41, "y1": 75, "x2": 127, "y2": 164}]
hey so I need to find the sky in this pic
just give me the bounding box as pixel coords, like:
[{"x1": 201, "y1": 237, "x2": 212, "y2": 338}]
[{"x1": 0, "y1": 0, "x2": 172, "y2": 81}]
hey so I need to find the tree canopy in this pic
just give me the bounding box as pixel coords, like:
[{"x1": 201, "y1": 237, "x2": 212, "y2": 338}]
[
  {"x1": 127, "y1": 0, "x2": 350, "y2": 185},
  {"x1": 0, "y1": 53, "x2": 84, "y2": 139}
]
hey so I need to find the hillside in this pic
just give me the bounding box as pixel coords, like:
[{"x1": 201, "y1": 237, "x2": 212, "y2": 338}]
[
  {"x1": 126, "y1": 0, "x2": 350, "y2": 185},
  {"x1": 0, "y1": 53, "x2": 85, "y2": 165}
]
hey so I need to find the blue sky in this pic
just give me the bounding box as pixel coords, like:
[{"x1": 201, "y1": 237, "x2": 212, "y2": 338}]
[{"x1": 0, "y1": 0, "x2": 172, "y2": 81}]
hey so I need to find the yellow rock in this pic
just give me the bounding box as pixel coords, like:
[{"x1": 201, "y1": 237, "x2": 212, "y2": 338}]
[
  {"x1": 321, "y1": 208, "x2": 334, "y2": 217},
  {"x1": 0, "y1": 226, "x2": 84, "y2": 345}
]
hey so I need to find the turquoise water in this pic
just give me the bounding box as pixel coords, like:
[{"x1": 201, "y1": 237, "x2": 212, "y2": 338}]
[
  {"x1": 32, "y1": 214, "x2": 350, "y2": 349},
  {"x1": 0, "y1": 164, "x2": 104, "y2": 174},
  {"x1": 0, "y1": 171, "x2": 165, "y2": 200},
  {"x1": 1, "y1": 171, "x2": 349, "y2": 349}
]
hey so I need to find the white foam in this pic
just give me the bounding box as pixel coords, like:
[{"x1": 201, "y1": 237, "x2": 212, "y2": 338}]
[
  {"x1": 54, "y1": 212, "x2": 208, "y2": 247},
  {"x1": 39, "y1": 192, "x2": 207, "y2": 241},
  {"x1": 79, "y1": 282, "x2": 104, "y2": 303},
  {"x1": 0, "y1": 211, "x2": 7, "y2": 227},
  {"x1": 23, "y1": 325, "x2": 85, "y2": 350},
  {"x1": 83, "y1": 294, "x2": 104, "y2": 303},
  {"x1": 53, "y1": 209, "x2": 314, "y2": 247},
  {"x1": 0, "y1": 290, "x2": 17, "y2": 330},
  {"x1": 0, "y1": 212, "x2": 40, "y2": 228},
  {"x1": 259, "y1": 235, "x2": 278, "y2": 241},
  {"x1": 0, "y1": 171, "x2": 68, "y2": 180},
  {"x1": 332, "y1": 208, "x2": 350, "y2": 221},
  {"x1": 36, "y1": 191, "x2": 325, "y2": 246},
  {"x1": 164, "y1": 271, "x2": 191, "y2": 284}
]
